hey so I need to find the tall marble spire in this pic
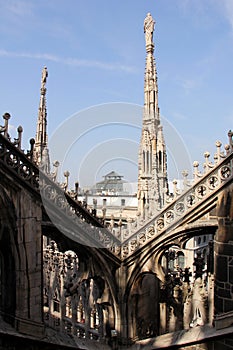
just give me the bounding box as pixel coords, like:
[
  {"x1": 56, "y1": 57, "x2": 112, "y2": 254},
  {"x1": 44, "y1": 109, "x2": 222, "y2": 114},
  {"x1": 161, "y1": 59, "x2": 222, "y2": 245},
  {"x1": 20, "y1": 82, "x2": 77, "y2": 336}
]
[
  {"x1": 34, "y1": 66, "x2": 50, "y2": 173},
  {"x1": 138, "y1": 13, "x2": 168, "y2": 215}
]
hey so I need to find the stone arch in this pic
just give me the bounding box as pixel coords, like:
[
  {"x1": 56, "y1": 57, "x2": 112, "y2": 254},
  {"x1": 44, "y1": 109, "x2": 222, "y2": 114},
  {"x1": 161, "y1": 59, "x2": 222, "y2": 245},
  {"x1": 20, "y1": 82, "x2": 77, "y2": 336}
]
[
  {"x1": 124, "y1": 231, "x2": 212, "y2": 340},
  {"x1": 128, "y1": 272, "x2": 160, "y2": 340}
]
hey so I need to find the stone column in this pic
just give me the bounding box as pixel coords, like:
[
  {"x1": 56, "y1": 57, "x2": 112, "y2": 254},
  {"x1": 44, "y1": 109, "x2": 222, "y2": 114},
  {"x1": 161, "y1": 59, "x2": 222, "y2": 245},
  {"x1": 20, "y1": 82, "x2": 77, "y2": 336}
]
[
  {"x1": 214, "y1": 184, "x2": 233, "y2": 330},
  {"x1": 15, "y1": 190, "x2": 44, "y2": 337}
]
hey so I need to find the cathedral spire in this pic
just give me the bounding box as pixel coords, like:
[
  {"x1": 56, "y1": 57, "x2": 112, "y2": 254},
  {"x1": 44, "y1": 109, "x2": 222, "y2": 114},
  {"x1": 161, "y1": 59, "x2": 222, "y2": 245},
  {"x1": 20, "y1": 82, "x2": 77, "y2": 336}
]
[
  {"x1": 143, "y1": 12, "x2": 159, "y2": 126},
  {"x1": 138, "y1": 13, "x2": 168, "y2": 215},
  {"x1": 34, "y1": 66, "x2": 50, "y2": 173}
]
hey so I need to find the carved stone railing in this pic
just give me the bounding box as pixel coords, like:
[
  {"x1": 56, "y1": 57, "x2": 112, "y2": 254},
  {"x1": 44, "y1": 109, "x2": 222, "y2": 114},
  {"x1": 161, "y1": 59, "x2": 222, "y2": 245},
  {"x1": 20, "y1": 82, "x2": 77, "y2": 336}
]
[
  {"x1": 0, "y1": 132, "x2": 121, "y2": 251},
  {"x1": 117, "y1": 138, "x2": 233, "y2": 259},
  {"x1": 40, "y1": 173, "x2": 121, "y2": 249},
  {"x1": 0, "y1": 132, "x2": 40, "y2": 190}
]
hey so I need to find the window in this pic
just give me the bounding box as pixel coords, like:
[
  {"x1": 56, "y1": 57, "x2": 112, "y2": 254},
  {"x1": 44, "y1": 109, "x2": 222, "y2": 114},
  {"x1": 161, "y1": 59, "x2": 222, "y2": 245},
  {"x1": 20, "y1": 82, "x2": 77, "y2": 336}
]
[
  {"x1": 53, "y1": 290, "x2": 60, "y2": 313},
  {"x1": 66, "y1": 299, "x2": 72, "y2": 318},
  {"x1": 177, "y1": 252, "x2": 185, "y2": 269},
  {"x1": 168, "y1": 259, "x2": 174, "y2": 271},
  {"x1": 203, "y1": 249, "x2": 207, "y2": 263},
  {"x1": 53, "y1": 299, "x2": 60, "y2": 313},
  {"x1": 121, "y1": 199, "x2": 125, "y2": 207},
  {"x1": 158, "y1": 151, "x2": 162, "y2": 172}
]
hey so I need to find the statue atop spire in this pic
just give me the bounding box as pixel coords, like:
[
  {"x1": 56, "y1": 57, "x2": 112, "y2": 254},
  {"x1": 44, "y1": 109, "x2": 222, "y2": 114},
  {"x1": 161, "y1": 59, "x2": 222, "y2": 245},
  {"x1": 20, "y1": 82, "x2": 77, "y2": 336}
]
[
  {"x1": 144, "y1": 13, "x2": 155, "y2": 47},
  {"x1": 33, "y1": 67, "x2": 50, "y2": 173},
  {"x1": 41, "y1": 66, "x2": 48, "y2": 89}
]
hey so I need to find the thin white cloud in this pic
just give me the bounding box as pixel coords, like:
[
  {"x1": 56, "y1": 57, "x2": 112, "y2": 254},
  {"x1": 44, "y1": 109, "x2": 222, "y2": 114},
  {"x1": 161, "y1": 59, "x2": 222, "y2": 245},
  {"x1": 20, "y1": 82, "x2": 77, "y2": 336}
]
[
  {"x1": 221, "y1": 0, "x2": 233, "y2": 29},
  {"x1": 176, "y1": 76, "x2": 201, "y2": 95},
  {"x1": 5, "y1": 0, "x2": 34, "y2": 17},
  {"x1": 0, "y1": 49, "x2": 136, "y2": 73},
  {"x1": 177, "y1": 0, "x2": 212, "y2": 25},
  {"x1": 179, "y1": 0, "x2": 233, "y2": 31}
]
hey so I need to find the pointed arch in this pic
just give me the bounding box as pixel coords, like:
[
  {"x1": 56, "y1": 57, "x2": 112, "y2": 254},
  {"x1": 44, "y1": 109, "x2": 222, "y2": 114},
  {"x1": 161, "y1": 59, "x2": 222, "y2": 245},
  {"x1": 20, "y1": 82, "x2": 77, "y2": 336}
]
[{"x1": 128, "y1": 272, "x2": 160, "y2": 340}]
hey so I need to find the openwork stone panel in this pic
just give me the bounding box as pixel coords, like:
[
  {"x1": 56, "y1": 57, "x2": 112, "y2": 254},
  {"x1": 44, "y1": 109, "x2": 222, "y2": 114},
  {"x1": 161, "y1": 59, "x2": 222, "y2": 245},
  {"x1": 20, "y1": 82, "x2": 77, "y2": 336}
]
[{"x1": 43, "y1": 240, "x2": 107, "y2": 340}]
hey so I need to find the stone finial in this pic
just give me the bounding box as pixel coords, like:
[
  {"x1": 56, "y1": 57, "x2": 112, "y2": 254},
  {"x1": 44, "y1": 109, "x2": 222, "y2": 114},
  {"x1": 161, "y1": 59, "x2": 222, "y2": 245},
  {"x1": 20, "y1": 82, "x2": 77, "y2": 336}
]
[
  {"x1": 27, "y1": 138, "x2": 35, "y2": 160},
  {"x1": 193, "y1": 161, "x2": 201, "y2": 181},
  {"x1": 13, "y1": 125, "x2": 23, "y2": 149},
  {"x1": 182, "y1": 170, "x2": 189, "y2": 190},
  {"x1": 63, "y1": 170, "x2": 70, "y2": 191},
  {"x1": 75, "y1": 181, "x2": 79, "y2": 194},
  {"x1": 228, "y1": 130, "x2": 233, "y2": 150},
  {"x1": 203, "y1": 151, "x2": 214, "y2": 171},
  {"x1": 172, "y1": 179, "x2": 180, "y2": 198},
  {"x1": 0, "y1": 112, "x2": 11, "y2": 138},
  {"x1": 215, "y1": 141, "x2": 222, "y2": 162},
  {"x1": 67, "y1": 181, "x2": 79, "y2": 200},
  {"x1": 225, "y1": 144, "x2": 231, "y2": 156}
]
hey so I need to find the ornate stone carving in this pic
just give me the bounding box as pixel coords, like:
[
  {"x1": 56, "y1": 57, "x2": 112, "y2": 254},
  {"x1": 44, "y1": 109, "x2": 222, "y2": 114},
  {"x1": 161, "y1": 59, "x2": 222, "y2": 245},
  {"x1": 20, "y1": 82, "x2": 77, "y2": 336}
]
[{"x1": 43, "y1": 240, "x2": 108, "y2": 339}]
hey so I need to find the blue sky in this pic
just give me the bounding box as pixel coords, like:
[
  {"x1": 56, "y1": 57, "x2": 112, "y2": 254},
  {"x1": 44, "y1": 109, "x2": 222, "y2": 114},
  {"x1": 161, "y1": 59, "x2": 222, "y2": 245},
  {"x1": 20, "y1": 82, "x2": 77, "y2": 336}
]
[{"x1": 1, "y1": 0, "x2": 233, "y2": 188}]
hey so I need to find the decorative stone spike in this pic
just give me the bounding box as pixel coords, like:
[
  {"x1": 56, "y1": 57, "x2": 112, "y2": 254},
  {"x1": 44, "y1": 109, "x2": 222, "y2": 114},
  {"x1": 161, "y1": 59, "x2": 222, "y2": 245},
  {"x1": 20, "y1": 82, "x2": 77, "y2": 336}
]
[
  {"x1": 0, "y1": 112, "x2": 11, "y2": 138},
  {"x1": 182, "y1": 170, "x2": 189, "y2": 190},
  {"x1": 14, "y1": 125, "x2": 23, "y2": 149},
  {"x1": 228, "y1": 130, "x2": 233, "y2": 150},
  {"x1": 193, "y1": 161, "x2": 202, "y2": 181},
  {"x1": 27, "y1": 138, "x2": 35, "y2": 161},
  {"x1": 68, "y1": 181, "x2": 79, "y2": 200},
  {"x1": 204, "y1": 151, "x2": 214, "y2": 170},
  {"x1": 215, "y1": 141, "x2": 222, "y2": 163},
  {"x1": 172, "y1": 179, "x2": 178, "y2": 198},
  {"x1": 63, "y1": 170, "x2": 70, "y2": 192},
  {"x1": 75, "y1": 181, "x2": 79, "y2": 194},
  {"x1": 225, "y1": 144, "x2": 231, "y2": 156}
]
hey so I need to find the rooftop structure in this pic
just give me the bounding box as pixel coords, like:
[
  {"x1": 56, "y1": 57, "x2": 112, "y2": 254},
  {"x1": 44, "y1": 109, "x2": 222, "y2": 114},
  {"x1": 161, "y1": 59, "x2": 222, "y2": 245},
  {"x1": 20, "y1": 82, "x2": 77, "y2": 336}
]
[{"x1": 94, "y1": 171, "x2": 126, "y2": 194}]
